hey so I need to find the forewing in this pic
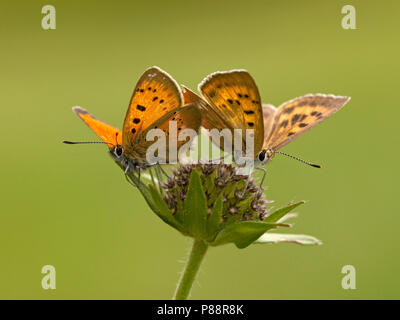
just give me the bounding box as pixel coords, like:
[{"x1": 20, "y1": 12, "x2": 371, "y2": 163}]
[
  {"x1": 130, "y1": 104, "x2": 202, "y2": 163},
  {"x1": 198, "y1": 70, "x2": 264, "y2": 155},
  {"x1": 122, "y1": 66, "x2": 183, "y2": 149},
  {"x1": 264, "y1": 94, "x2": 350, "y2": 151},
  {"x1": 73, "y1": 106, "x2": 122, "y2": 148}
]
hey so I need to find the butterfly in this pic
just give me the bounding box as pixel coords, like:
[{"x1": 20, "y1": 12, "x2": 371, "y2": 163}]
[
  {"x1": 64, "y1": 66, "x2": 202, "y2": 181},
  {"x1": 182, "y1": 69, "x2": 350, "y2": 180}
]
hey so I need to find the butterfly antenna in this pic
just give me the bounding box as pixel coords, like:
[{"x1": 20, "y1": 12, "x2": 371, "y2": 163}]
[
  {"x1": 275, "y1": 151, "x2": 321, "y2": 168},
  {"x1": 62, "y1": 140, "x2": 115, "y2": 147},
  {"x1": 115, "y1": 132, "x2": 119, "y2": 146}
]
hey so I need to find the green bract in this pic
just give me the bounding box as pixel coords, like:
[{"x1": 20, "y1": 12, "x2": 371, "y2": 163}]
[{"x1": 125, "y1": 163, "x2": 321, "y2": 248}]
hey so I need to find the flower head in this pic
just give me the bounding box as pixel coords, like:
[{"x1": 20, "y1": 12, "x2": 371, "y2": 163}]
[
  {"x1": 162, "y1": 163, "x2": 269, "y2": 223},
  {"x1": 124, "y1": 162, "x2": 321, "y2": 248}
]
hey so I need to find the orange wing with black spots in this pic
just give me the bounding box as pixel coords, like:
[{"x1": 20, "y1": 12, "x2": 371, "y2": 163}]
[
  {"x1": 182, "y1": 86, "x2": 236, "y2": 155},
  {"x1": 132, "y1": 104, "x2": 202, "y2": 163},
  {"x1": 264, "y1": 94, "x2": 350, "y2": 151},
  {"x1": 198, "y1": 70, "x2": 265, "y2": 156},
  {"x1": 122, "y1": 67, "x2": 183, "y2": 152},
  {"x1": 182, "y1": 85, "x2": 229, "y2": 136},
  {"x1": 73, "y1": 106, "x2": 122, "y2": 148}
]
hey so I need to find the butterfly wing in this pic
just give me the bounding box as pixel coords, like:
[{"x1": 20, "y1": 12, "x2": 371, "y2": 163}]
[
  {"x1": 264, "y1": 94, "x2": 350, "y2": 151},
  {"x1": 182, "y1": 86, "x2": 230, "y2": 136},
  {"x1": 122, "y1": 66, "x2": 183, "y2": 154},
  {"x1": 132, "y1": 104, "x2": 202, "y2": 163},
  {"x1": 182, "y1": 86, "x2": 236, "y2": 157},
  {"x1": 262, "y1": 104, "x2": 277, "y2": 142},
  {"x1": 198, "y1": 70, "x2": 264, "y2": 156},
  {"x1": 73, "y1": 106, "x2": 122, "y2": 148}
]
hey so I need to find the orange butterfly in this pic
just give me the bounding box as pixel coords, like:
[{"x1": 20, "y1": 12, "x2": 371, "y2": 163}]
[
  {"x1": 64, "y1": 66, "x2": 202, "y2": 181},
  {"x1": 183, "y1": 70, "x2": 350, "y2": 182}
]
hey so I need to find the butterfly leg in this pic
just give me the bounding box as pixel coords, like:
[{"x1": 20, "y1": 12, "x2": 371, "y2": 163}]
[
  {"x1": 124, "y1": 164, "x2": 136, "y2": 188},
  {"x1": 255, "y1": 166, "x2": 267, "y2": 188},
  {"x1": 124, "y1": 164, "x2": 142, "y2": 191},
  {"x1": 157, "y1": 164, "x2": 169, "y2": 179}
]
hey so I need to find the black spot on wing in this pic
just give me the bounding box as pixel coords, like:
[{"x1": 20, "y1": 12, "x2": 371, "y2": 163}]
[
  {"x1": 299, "y1": 114, "x2": 308, "y2": 121},
  {"x1": 291, "y1": 114, "x2": 302, "y2": 125},
  {"x1": 297, "y1": 100, "x2": 308, "y2": 107},
  {"x1": 291, "y1": 113, "x2": 308, "y2": 125},
  {"x1": 311, "y1": 111, "x2": 323, "y2": 117},
  {"x1": 280, "y1": 119, "x2": 288, "y2": 128},
  {"x1": 283, "y1": 106, "x2": 295, "y2": 114}
]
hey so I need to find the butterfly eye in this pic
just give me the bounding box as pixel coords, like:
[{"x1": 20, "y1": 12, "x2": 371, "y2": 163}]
[
  {"x1": 258, "y1": 150, "x2": 267, "y2": 162},
  {"x1": 114, "y1": 146, "x2": 123, "y2": 157}
]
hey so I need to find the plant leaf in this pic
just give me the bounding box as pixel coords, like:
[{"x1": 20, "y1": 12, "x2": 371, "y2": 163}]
[
  {"x1": 206, "y1": 195, "x2": 223, "y2": 241},
  {"x1": 183, "y1": 169, "x2": 208, "y2": 239},
  {"x1": 147, "y1": 184, "x2": 183, "y2": 233},
  {"x1": 211, "y1": 221, "x2": 288, "y2": 249},
  {"x1": 277, "y1": 213, "x2": 298, "y2": 223},
  {"x1": 263, "y1": 201, "x2": 305, "y2": 223},
  {"x1": 255, "y1": 233, "x2": 322, "y2": 245}
]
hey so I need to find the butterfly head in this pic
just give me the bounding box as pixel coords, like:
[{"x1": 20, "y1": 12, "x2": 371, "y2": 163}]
[
  {"x1": 108, "y1": 134, "x2": 146, "y2": 171},
  {"x1": 109, "y1": 143, "x2": 128, "y2": 167},
  {"x1": 109, "y1": 144, "x2": 129, "y2": 172},
  {"x1": 106, "y1": 132, "x2": 123, "y2": 159},
  {"x1": 256, "y1": 149, "x2": 275, "y2": 166},
  {"x1": 109, "y1": 134, "x2": 130, "y2": 168},
  {"x1": 112, "y1": 144, "x2": 124, "y2": 159}
]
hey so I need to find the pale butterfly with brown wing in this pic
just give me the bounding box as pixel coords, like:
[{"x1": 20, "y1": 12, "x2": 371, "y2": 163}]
[{"x1": 183, "y1": 69, "x2": 350, "y2": 184}]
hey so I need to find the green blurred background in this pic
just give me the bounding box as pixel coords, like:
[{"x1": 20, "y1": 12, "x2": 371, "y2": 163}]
[{"x1": 1, "y1": 0, "x2": 399, "y2": 299}]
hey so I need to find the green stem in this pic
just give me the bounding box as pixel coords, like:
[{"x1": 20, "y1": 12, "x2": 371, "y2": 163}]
[{"x1": 173, "y1": 239, "x2": 208, "y2": 300}]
